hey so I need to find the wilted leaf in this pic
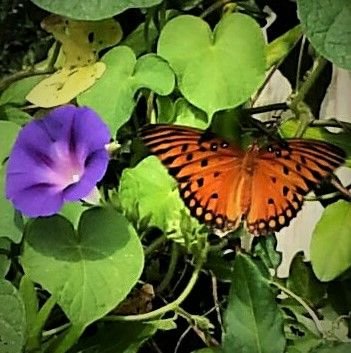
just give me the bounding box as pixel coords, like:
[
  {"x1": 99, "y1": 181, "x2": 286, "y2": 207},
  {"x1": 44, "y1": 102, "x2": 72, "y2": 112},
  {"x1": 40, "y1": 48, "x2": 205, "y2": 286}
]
[
  {"x1": 41, "y1": 15, "x2": 122, "y2": 67},
  {"x1": 26, "y1": 63, "x2": 105, "y2": 108}
]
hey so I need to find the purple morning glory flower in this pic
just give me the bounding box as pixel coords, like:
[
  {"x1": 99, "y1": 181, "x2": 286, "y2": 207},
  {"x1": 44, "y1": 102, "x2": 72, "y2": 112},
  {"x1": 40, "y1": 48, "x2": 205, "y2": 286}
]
[{"x1": 6, "y1": 105, "x2": 110, "y2": 217}]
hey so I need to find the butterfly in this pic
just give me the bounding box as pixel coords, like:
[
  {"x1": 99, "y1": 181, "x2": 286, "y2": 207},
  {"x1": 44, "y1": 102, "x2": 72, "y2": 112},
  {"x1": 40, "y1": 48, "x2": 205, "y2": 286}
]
[{"x1": 139, "y1": 124, "x2": 346, "y2": 236}]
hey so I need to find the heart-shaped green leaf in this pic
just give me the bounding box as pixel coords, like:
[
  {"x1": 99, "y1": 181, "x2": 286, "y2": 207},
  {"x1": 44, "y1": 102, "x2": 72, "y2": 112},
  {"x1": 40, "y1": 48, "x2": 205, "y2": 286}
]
[
  {"x1": 21, "y1": 207, "x2": 144, "y2": 326},
  {"x1": 311, "y1": 200, "x2": 351, "y2": 281},
  {"x1": 297, "y1": 0, "x2": 351, "y2": 70},
  {"x1": 31, "y1": 0, "x2": 162, "y2": 21},
  {"x1": 78, "y1": 46, "x2": 175, "y2": 134},
  {"x1": 0, "y1": 280, "x2": 26, "y2": 353},
  {"x1": 158, "y1": 13, "x2": 266, "y2": 118}
]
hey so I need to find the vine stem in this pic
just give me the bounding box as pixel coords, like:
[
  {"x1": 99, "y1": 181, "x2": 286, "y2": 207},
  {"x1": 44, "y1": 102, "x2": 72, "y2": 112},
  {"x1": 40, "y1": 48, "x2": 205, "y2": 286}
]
[
  {"x1": 270, "y1": 281, "x2": 325, "y2": 336},
  {"x1": 144, "y1": 234, "x2": 167, "y2": 256},
  {"x1": 104, "y1": 247, "x2": 207, "y2": 322},
  {"x1": 157, "y1": 242, "x2": 179, "y2": 293},
  {"x1": 289, "y1": 56, "x2": 328, "y2": 112}
]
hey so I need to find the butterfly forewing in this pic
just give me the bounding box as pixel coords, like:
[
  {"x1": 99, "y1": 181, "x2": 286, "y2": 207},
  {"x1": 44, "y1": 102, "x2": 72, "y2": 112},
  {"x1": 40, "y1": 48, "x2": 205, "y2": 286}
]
[
  {"x1": 139, "y1": 124, "x2": 246, "y2": 231},
  {"x1": 139, "y1": 124, "x2": 346, "y2": 236}
]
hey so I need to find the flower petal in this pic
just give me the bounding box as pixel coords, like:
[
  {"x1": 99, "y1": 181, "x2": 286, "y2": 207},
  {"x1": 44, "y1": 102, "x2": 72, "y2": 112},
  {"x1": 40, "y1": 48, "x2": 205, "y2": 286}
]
[
  {"x1": 7, "y1": 182, "x2": 64, "y2": 217},
  {"x1": 63, "y1": 149, "x2": 109, "y2": 201},
  {"x1": 6, "y1": 105, "x2": 111, "y2": 217}
]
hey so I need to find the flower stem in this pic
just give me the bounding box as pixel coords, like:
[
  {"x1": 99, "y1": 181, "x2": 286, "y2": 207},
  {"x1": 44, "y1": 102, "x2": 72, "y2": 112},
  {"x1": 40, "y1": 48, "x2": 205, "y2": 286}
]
[{"x1": 104, "y1": 248, "x2": 207, "y2": 322}]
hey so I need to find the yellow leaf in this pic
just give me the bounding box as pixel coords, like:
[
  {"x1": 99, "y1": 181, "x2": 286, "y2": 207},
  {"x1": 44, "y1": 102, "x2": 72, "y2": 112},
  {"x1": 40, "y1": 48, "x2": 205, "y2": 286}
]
[
  {"x1": 42, "y1": 15, "x2": 122, "y2": 67},
  {"x1": 26, "y1": 63, "x2": 106, "y2": 108}
]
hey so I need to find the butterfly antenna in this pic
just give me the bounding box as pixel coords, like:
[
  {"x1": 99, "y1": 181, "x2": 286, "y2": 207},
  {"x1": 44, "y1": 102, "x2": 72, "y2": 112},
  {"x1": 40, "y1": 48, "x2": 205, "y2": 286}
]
[{"x1": 247, "y1": 116, "x2": 285, "y2": 144}]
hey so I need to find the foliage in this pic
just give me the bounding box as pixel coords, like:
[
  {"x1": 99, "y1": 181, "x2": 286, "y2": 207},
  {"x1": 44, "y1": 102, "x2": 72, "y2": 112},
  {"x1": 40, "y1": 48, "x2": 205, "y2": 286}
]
[{"x1": 1, "y1": 1, "x2": 351, "y2": 353}]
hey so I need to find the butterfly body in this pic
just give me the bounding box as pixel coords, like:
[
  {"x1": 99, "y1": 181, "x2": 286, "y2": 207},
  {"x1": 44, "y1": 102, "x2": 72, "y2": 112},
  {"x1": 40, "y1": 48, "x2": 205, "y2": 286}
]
[{"x1": 139, "y1": 124, "x2": 345, "y2": 236}]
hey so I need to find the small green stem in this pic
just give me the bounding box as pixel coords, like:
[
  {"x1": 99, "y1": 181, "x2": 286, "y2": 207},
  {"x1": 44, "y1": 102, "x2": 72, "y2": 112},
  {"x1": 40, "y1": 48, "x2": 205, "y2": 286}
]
[
  {"x1": 26, "y1": 295, "x2": 57, "y2": 351},
  {"x1": 144, "y1": 234, "x2": 167, "y2": 256},
  {"x1": 200, "y1": 0, "x2": 232, "y2": 19},
  {"x1": 208, "y1": 239, "x2": 228, "y2": 252},
  {"x1": 158, "y1": 2, "x2": 167, "y2": 31},
  {"x1": 144, "y1": 9, "x2": 154, "y2": 53},
  {"x1": 271, "y1": 281, "x2": 325, "y2": 336},
  {"x1": 157, "y1": 243, "x2": 179, "y2": 293},
  {"x1": 290, "y1": 56, "x2": 328, "y2": 112},
  {"x1": 51, "y1": 324, "x2": 85, "y2": 353},
  {"x1": 104, "y1": 249, "x2": 207, "y2": 322},
  {"x1": 0, "y1": 42, "x2": 60, "y2": 92},
  {"x1": 43, "y1": 323, "x2": 71, "y2": 337}
]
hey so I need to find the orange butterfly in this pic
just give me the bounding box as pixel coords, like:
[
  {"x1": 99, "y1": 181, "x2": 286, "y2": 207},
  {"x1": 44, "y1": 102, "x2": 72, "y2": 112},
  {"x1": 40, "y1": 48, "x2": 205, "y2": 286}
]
[{"x1": 139, "y1": 124, "x2": 346, "y2": 236}]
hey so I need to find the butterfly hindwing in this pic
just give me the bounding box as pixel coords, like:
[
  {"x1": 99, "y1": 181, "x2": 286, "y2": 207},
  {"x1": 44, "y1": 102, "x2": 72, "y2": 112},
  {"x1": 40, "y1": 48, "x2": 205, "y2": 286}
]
[{"x1": 246, "y1": 139, "x2": 346, "y2": 234}]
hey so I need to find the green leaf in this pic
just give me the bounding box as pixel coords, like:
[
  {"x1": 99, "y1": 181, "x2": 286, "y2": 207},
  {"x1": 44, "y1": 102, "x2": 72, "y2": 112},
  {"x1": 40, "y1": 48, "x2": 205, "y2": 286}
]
[
  {"x1": 0, "y1": 105, "x2": 32, "y2": 125},
  {"x1": 266, "y1": 25, "x2": 302, "y2": 68},
  {"x1": 287, "y1": 253, "x2": 326, "y2": 306},
  {"x1": 157, "y1": 13, "x2": 266, "y2": 118},
  {"x1": 0, "y1": 120, "x2": 21, "y2": 163},
  {"x1": 21, "y1": 207, "x2": 144, "y2": 327},
  {"x1": 19, "y1": 276, "x2": 38, "y2": 338},
  {"x1": 0, "y1": 279, "x2": 26, "y2": 353},
  {"x1": 119, "y1": 156, "x2": 199, "y2": 242},
  {"x1": 310, "y1": 342, "x2": 351, "y2": 353},
  {"x1": 31, "y1": 0, "x2": 162, "y2": 21},
  {"x1": 0, "y1": 75, "x2": 47, "y2": 106},
  {"x1": 205, "y1": 252, "x2": 234, "y2": 282},
  {"x1": 253, "y1": 234, "x2": 282, "y2": 271},
  {"x1": 0, "y1": 238, "x2": 11, "y2": 277},
  {"x1": 158, "y1": 98, "x2": 209, "y2": 129},
  {"x1": 223, "y1": 253, "x2": 286, "y2": 353},
  {"x1": 310, "y1": 200, "x2": 351, "y2": 281},
  {"x1": 297, "y1": 0, "x2": 351, "y2": 70},
  {"x1": 0, "y1": 167, "x2": 23, "y2": 243},
  {"x1": 69, "y1": 321, "x2": 158, "y2": 353},
  {"x1": 122, "y1": 21, "x2": 158, "y2": 57},
  {"x1": 78, "y1": 46, "x2": 175, "y2": 134}
]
